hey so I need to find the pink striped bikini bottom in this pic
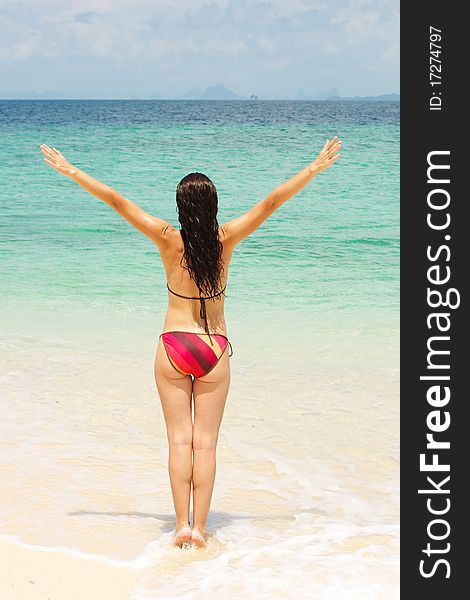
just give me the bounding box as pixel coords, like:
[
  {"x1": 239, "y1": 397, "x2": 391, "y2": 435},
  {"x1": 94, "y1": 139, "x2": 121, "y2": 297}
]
[{"x1": 160, "y1": 331, "x2": 233, "y2": 379}]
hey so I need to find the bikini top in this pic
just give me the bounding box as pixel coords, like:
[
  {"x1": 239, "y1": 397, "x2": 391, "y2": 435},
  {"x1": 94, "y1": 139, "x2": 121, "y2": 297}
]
[
  {"x1": 166, "y1": 282, "x2": 227, "y2": 341},
  {"x1": 166, "y1": 282, "x2": 227, "y2": 301}
]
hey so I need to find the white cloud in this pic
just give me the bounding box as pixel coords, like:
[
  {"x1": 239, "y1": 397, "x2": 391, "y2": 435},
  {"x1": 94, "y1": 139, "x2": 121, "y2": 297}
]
[
  {"x1": 0, "y1": 29, "x2": 41, "y2": 60},
  {"x1": 91, "y1": 35, "x2": 114, "y2": 57},
  {"x1": 345, "y1": 11, "x2": 380, "y2": 36},
  {"x1": 262, "y1": 57, "x2": 289, "y2": 70},
  {"x1": 324, "y1": 42, "x2": 339, "y2": 56},
  {"x1": 381, "y1": 42, "x2": 399, "y2": 64},
  {"x1": 257, "y1": 38, "x2": 275, "y2": 55},
  {"x1": 204, "y1": 39, "x2": 250, "y2": 57},
  {"x1": 0, "y1": 0, "x2": 399, "y2": 97},
  {"x1": 259, "y1": 0, "x2": 326, "y2": 17}
]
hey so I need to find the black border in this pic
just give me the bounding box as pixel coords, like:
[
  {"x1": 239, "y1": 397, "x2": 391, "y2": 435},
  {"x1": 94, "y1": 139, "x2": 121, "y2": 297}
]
[{"x1": 401, "y1": 2, "x2": 464, "y2": 595}]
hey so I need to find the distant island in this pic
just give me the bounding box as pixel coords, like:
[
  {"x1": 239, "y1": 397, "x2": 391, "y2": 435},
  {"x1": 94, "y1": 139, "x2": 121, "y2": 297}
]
[
  {"x1": 289, "y1": 88, "x2": 399, "y2": 101},
  {"x1": 176, "y1": 84, "x2": 245, "y2": 100},
  {"x1": 0, "y1": 83, "x2": 400, "y2": 101},
  {"x1": 326, "y1": 93, "x2": 400, "y2": 101},
  {"x1": 161, "y1": 86, "x2": 400, "y2": 101}
]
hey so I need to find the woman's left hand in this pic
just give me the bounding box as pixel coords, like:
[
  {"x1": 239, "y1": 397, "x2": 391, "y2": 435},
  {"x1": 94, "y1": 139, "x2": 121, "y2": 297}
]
[{"x1": 40, "y1": 144, "x2": 76, "y2": 176}]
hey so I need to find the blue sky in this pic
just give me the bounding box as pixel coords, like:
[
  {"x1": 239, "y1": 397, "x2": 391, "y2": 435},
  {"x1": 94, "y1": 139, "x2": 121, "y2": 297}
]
[{"x1": 0, "y1": 0, "x2": 399, "y2": 98}]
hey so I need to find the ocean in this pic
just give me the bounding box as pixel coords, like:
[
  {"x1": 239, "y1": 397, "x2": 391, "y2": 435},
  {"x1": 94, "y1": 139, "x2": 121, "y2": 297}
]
[{"x1": 0, "y1": 100, "x2": 399, "y2": 599}]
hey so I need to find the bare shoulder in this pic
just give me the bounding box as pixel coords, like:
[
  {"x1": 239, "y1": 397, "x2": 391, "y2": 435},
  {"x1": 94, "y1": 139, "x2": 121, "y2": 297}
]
[
  {"x1": 218, "y1": 224, "x2": 229, "y2": 242},
  {"x1": 218, "y1": 223, "x2": 237, "y2": 249},
  {"x1": 156, "y1": 224, "x2": 181, "y2": 257},
  {"x1": 162, "y1": 223, "x2": 179, "y2": 240}
]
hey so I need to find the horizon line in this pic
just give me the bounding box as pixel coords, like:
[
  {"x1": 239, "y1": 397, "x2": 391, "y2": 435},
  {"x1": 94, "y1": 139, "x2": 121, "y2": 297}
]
[{"x1": 0, "y1": 96, "x2": 400, "y2": 101}]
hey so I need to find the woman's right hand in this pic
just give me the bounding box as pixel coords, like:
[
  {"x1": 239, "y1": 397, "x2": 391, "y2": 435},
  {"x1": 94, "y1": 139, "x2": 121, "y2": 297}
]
[
  {"x1": 309, "y1": 136, "x2": 342, "y2": 174},
  {"x1": 40, "y1": 144, "x2": 77, "y2": 177}
]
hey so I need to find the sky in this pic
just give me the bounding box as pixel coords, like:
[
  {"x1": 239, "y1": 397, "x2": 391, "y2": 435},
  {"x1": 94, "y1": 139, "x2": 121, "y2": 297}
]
[{"x1": 0, "y1": 0, "x2": 399, "y2": 99}]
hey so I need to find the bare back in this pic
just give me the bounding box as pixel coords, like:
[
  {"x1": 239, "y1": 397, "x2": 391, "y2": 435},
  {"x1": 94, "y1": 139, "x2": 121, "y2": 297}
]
[{"x1": 159, "y1": 227, "x2": 234, "y2": 336}]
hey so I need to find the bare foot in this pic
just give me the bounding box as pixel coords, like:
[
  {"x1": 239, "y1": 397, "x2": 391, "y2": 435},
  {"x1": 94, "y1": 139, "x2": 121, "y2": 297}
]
[
  {"x1": 191, "y1": 527, "x2": 208, "y2": 548},
  {"x1": 173, "y1": 525, "x2": 192, "y2": 547}
]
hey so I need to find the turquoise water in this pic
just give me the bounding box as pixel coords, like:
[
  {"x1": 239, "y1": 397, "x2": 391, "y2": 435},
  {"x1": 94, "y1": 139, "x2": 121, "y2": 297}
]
[
  {"x1": 0, "y1": 100, "x2": 399, "y2": 598},
  {"x1": 0, "y1": 100, "x2": 398, "y2": 327}
]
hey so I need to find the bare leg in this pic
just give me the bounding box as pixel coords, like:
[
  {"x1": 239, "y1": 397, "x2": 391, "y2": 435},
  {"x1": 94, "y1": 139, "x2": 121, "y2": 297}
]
[
  {"x1": 155, "y1": 338, "x2": 194, "y2": 545},
  {"x1": 191, "y1": 349, "x2": 231, "y2": 545}
]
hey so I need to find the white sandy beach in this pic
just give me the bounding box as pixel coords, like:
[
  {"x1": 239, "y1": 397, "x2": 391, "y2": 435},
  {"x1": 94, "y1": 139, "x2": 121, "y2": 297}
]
[
  {"x1": 0, "y1": 304, "x2": 399, "y2": 599},
  {"x1": 0, "y1": 536, "x2": 140, "y2": 600}
]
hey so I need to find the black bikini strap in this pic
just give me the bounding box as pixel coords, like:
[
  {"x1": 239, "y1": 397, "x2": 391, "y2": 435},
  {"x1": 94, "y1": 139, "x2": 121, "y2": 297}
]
[
  {"x1": 166, "y1": 282, "x2": 227, "y2": 342},
  {"x1": 166, "y1": 282, "x2": 226, "y2": 301}
]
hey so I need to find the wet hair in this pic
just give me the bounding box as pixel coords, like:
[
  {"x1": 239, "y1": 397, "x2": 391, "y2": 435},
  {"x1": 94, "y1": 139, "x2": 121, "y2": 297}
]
[{"x1": 176, "y1": 172, "x2": 224, "y2": 298}]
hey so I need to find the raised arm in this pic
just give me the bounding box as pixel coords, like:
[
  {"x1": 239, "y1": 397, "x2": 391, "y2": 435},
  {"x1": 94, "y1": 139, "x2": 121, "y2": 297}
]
[
  {"x1": 220, "y1": 136, "x2": 341, "y2": 247},
  {"x1": 40, "y1": 144, "x2": 174, "y2": 251}
]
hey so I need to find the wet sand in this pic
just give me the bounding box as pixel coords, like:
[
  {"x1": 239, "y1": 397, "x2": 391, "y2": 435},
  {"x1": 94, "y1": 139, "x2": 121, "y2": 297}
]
[{"x1": 0, "y1": 307, "x2": 399, "y2": 599}]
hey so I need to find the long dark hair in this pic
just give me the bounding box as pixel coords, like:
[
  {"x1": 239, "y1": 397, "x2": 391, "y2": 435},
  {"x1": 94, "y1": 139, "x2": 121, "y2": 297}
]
[{"x1": 176, "y1": 172, "x2": 224, "y2": 298}]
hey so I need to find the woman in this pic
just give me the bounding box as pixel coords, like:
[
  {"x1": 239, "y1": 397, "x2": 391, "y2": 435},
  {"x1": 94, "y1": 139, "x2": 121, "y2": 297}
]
[{"x1": 40, "y1": 136, "x2": 341, "y2": 548}]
